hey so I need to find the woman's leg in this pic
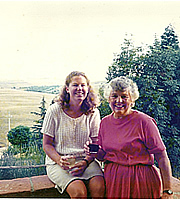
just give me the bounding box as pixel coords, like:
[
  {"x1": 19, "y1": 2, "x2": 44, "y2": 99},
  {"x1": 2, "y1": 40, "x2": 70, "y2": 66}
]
[
  {"x1": 88, "y1": 176, "x2": 105, "y2": 198},
  {"x1": 66, "y1": 180, "x2": 87, "y2": 198}
]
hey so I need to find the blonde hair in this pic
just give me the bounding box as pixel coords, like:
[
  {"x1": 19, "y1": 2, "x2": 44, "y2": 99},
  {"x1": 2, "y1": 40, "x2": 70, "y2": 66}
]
[
  {"x1": 55, "y1": 71, "x2": 100, "y2": 114},
  {"x1": 104, "y1": 76, "x2": 139, "y2": 103}
]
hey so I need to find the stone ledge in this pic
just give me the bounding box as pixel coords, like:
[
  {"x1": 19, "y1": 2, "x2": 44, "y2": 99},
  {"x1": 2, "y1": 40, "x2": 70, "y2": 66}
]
[
  {"x1": 0, "y1": 174, "x2": 179, "y2": 198},
  {"x1": 0, "y1": 175, "x2": 69, "y2": 198}
]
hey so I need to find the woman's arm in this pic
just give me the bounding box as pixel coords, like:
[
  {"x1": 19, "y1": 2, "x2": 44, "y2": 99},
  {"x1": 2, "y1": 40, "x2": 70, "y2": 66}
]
[
  {"x1": 43, "y1": 134, "x2": 61, "y2": 164},
  {"x1": 154, "y1": 150, "x2": 173, "y2": 198},
  {"x1": 43, "y1": 134, "x2": 70, "y2": 170}
]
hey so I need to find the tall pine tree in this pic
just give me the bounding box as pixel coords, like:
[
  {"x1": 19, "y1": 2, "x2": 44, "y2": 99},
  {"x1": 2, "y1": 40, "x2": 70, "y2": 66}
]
[
  {"x1": 161, "y1": 24, "x2": 179, "y2": 50},
  {"x1": 31, "y1": 97, "x2": 47, "y2": 151}
]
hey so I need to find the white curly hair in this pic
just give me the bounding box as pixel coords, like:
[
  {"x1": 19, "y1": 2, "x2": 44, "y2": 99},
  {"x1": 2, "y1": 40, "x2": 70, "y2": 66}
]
[{"x1": 104, "y1": 76, "x2": 139, "y2": 106}]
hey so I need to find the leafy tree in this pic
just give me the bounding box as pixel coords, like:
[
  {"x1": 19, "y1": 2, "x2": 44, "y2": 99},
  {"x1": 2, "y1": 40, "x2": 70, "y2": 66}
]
[
  {"x1": 161, "y1": 24, "x2": 179, "y2": 50},
  {"x1": 98, "y1": 86, "x2": 112, "y2": 119},
  {"x1": 160, "y1": 24, "x2": 180, "y2": 125},
  {"x1": 158, "y1": 25, "x2": 180, "y2": 175},
  {"x1": 106, "y1": 36, "x2": 146, "y2": 81},
  {"x1": 7, "y1": 125, "x2": 31, "y2": 157},
  {"x1": 137, "y1": 41, "x2": 179, "y2": 175},
  {"x1": 31, "y1": 96, "x2": 47, "y2": 151}
]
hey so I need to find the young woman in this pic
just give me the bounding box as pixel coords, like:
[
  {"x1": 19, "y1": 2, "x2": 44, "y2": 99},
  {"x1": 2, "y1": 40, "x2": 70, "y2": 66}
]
[{"x1": 42, "y1": 71, "x2": 105, "y2": 198}]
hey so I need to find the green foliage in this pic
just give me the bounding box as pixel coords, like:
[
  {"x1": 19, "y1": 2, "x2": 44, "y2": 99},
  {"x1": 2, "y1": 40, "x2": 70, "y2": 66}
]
[
  {"x1": 0, "y1": 143, "x2": 46, "y2": 180},
  {"x1": 7, "y1": 125, "x2": 32, "y2": 158},
  {"x1": 7, "y1": 125, "x2": 31, "y2": 146},
  {"x1": 31, "y1": 96, "x2": 47, "y2": 150},
  {"x1": 98, "y1": 86, "x2": 112, "y2": 119},
  {"x1": 161, "y1": 24, "x2": 179, "y2": 50},
  {"x1": 106, "y1": 36, "x2": 146, "y2": 81},
  {"x1": 136, "y1": 42, "x2": 178, "y2": 127},
  {"x1": 0, "y1": 97, "x2": 49, "y2": 180},
  {"x1": 103, "y1": 25, "x2": 180, "y2": 177}
]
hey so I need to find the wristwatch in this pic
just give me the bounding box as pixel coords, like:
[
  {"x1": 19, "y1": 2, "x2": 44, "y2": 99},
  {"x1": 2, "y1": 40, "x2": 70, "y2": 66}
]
[{"x1": 163, "y1": 190, "x2": 173, "y2": 195}]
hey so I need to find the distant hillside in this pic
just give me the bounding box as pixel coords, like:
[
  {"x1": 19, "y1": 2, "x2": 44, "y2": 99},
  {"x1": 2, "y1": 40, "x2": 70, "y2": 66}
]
[
  {"x1": 0, "y1": 79, "x2": 106, "y2": 92},
  {"x1": 20, "y1": 85, "x2": 61, "y2": 94},
  {"x1": 19, "y1": 81, "x2": 106, "y2": 94},
  {"x1": 0, "y1": 89, "x2": 55, "y2": 147}
]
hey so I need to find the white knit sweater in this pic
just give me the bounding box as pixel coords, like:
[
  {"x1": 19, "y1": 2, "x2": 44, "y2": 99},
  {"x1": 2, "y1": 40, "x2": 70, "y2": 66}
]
[{"x1": 41, "y1": 102, "x2": 100, "y2": 164}]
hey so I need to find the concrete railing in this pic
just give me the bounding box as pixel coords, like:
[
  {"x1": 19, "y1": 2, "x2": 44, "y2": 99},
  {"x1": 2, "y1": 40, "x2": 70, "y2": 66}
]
[
  {"x1": 0, "y1": 175, "x2": 69, "y2": 198},
  {"x1": 0, "y1": 174, "x2": 180, "y2": 198}
]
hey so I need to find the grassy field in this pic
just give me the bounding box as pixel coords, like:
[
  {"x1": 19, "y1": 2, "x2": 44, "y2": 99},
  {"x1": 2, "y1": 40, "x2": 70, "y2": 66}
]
[{"x1": 0, "y1": 89, "x2": 56, "y2": 147}]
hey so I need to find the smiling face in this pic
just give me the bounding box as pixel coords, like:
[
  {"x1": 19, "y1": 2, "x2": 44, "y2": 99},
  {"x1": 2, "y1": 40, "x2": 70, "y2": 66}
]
[
  {"x1": 66, "y1": 75, "x2": 89, "y2": 105},
  {"x1": 109, "y1": 88, "x2": 133, "y2": 118}
]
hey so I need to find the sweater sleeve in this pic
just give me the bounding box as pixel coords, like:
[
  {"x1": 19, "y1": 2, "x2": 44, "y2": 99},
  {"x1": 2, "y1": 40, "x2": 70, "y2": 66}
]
[
  {"x1": 89, "y1": 108, "x2": 101, "y2": 139},
  {"x1": 41, "y1": 104, "x2": 56, "y2": 138},
  {"x1": 143, "y1": 118, "x2": 166, "y2": 154}
]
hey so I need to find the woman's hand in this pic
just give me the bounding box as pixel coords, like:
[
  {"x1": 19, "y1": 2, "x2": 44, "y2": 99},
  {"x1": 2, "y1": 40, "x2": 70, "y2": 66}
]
[
  {"x1": 69, "y1": 160, "x2": 88, "y2": 176},
  {"x1": 84, "y1": 141, "x2": 106, "y2": 161},
  {"x1": 58, "y1": 156, "x2": 72, "y2": 170},
  {"x1": 84, "y1": 141, "x2": 98, "y2": 158}
]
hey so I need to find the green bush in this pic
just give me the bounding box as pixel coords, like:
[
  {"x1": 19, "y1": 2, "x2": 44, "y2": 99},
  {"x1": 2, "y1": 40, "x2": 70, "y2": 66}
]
[{"x1": 0, "y1": 142, "x2": 46, "y2": 180}]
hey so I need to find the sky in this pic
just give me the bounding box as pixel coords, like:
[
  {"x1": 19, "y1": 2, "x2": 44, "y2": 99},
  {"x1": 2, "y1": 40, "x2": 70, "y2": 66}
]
[{"x1": 0, "y1": 0, "x2": 180, "y2": 86}]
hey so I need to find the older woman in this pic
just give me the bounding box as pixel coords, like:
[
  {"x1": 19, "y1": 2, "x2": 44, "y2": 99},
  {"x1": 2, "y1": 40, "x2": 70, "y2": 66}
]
[{"x1": 87, "y1": 76, "x2": 173, "y2": 198}]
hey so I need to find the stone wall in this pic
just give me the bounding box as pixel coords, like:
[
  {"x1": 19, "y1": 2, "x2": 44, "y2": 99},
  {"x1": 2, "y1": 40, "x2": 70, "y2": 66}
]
[
  {"x1": 0, "y1": 174, "x2": 180, "y2": 198},
  {"x1": 0, "y1": 175, "x2": 69, "y2": 198}
]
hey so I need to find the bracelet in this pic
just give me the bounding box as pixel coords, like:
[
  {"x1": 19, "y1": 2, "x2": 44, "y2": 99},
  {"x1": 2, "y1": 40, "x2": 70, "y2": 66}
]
[
  {"x1": 83, "y1": 159, "x2": 89, "y2": 167},
  {"x1": 163, "y1": 190, "x2": 173, "y2": 195}
]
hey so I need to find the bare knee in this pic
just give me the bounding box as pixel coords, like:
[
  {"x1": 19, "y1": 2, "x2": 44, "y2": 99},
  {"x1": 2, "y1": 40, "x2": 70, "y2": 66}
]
[
  {"x1": 88, "y1": 176, "x2": 105, "y2": 198},
  {"x1": 66, "y1": 180, "x2": 87, "y2": 198}
]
